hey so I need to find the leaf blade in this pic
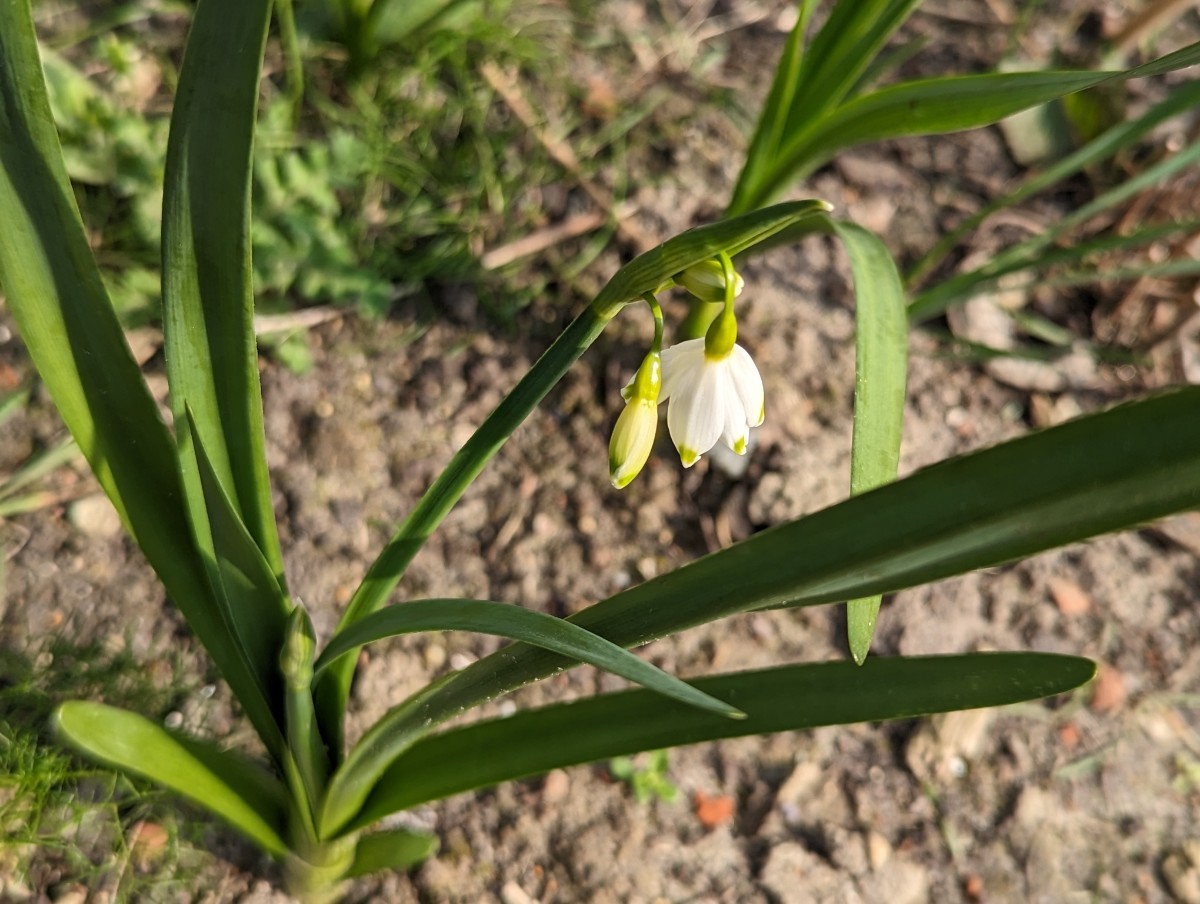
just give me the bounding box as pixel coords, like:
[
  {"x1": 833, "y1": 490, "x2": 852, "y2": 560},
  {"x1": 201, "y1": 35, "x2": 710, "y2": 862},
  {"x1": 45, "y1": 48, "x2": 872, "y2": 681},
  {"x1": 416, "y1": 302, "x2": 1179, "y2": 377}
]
[
  {"x1": 832, "y1": 222, "x2": 908, "y2": 664},
  {"x1": 0, "y1": 0, "x2": 284, "y2": 759},
  {"x1": 315, "y1": 598, "x2": 740, "y2": 718},
  {"x1": 55, "y1": 701, "x2": 289, "y2": 856},
  {"x1": 162, "y1": 0, "x2": 285, "y2": 580},
  {"x1": 353, "y1": 653, "x2": 1094, "y2": 823},
  {"x1": 318, "y1": 387, "x2": 1200, "y2": 835}
]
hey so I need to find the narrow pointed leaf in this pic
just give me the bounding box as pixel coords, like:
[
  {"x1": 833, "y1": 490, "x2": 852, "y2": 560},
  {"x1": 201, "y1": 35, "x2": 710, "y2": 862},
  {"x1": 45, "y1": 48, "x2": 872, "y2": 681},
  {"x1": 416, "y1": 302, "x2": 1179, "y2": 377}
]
[
  {"x1": 832, "y1": 222, "x2": 907, "y2": 664},
  {"x1": 315, "y1": 598, "x2": 740, "y2": 718},
  {"x1": 162, "y1": 0, "x2": 285, "y2": 581},
  {"x1": 55, "y1": 701, "x2": 289, "y2": 856},
  {"x1": 350, "y1": 653, "x2": 1093, "y2": 824},
  {"x1": 0, "y1": 0, "x2": 283, "y2": 759},
  {"x1": 187, "y1": 407, "x2": 289, "y2": 705},
  {"x1": 906, "y1": 78, "x2": 1200, "y2": 287},
  {"x1": 750, "y1": 40, "x2": 1200, "y2": 208},
  {"x1": 317, "y1": 387, "x2": 1200, "y2": 835}
]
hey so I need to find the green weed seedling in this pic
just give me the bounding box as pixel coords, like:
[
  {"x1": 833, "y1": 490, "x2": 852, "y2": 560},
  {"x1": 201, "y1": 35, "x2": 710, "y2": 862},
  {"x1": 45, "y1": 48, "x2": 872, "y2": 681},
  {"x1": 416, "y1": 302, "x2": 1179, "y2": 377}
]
[
  {"x1": 609, "y1": 750, "x2": 678, "y2": 806},
  {"x1": 3, "y1": 1, "x2": 1200, "y2": 900}
]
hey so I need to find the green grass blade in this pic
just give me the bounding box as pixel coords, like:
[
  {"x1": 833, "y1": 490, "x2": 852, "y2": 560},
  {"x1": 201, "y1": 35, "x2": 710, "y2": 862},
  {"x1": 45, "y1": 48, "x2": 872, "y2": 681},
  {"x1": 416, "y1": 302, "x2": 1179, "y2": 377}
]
[
  {"x1": 906, "y1": 78, "x2": 1200, "y2": 287},
  {"x1": 316, "y1": 387, "x2": 1200, "y2": 836},
  {"x1": 351, "y1": 653, "x2": 1094, "y2": 823},
  {"x1": 315, "y1": 200, "x2": 834, "y2": 757},
  {"x1": 750, "y1": 40, "x2": 1200, "y2": 209},
  {"x1": 731, "y1": 0, "x2": 921, "y2": 214},
  {"x1": 54, "y1": 701, "x2": 289, "y2": 856},
  {"x1": 0, "y1": 0, "x2": 285, "y2": 761},
  {"x1": 911, "y1": 211, "x2": 1200, "y2": 319},
  {"x1": 732, "y1": 12, "x2": 807, "y2": 217},
  {"x1": 315, "y1": 598, "x2": 741, "y2": 716},
  {"x1": 832, "y1": 222, "x2": 907, "y2": 664},
  {"x1": 162, "y1": 0, "x2": 285, "y2": 583},
  {"x1": 789, "y1": 0, "x2": 921, "y2": 122}
]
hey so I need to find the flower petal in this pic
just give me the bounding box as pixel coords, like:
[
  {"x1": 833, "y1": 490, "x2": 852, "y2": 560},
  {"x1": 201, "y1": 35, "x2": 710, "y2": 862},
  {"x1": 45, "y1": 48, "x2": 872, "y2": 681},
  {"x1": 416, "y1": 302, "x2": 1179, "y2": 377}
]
[
  {"x1": 658, "y1": 338, "x2": 705, "y2": 403},
  {"x1": 729, "y1": 344, "x2": 765, "y2": 427},
  {"x1": 667, "y1": 361, "x2": 725, "y2": 467}
]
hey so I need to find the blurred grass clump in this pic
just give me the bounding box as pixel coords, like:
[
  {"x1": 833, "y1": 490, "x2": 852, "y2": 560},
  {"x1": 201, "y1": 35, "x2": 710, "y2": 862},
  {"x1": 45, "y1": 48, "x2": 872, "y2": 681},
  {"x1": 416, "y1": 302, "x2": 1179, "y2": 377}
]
[{"x1": 36, "y1": 0, "x2": 567, "y2": 332}]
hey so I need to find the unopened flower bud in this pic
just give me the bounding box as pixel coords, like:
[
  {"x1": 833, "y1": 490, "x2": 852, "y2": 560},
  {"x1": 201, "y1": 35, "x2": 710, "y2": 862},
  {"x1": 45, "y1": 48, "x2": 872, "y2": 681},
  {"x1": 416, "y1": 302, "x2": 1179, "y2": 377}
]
[
  {"x1": 676, "y1": 259, "x2": 744, "y2": 303},
  {"x1": 610, "y1": 351, "x2": 661, "y2": 489}
]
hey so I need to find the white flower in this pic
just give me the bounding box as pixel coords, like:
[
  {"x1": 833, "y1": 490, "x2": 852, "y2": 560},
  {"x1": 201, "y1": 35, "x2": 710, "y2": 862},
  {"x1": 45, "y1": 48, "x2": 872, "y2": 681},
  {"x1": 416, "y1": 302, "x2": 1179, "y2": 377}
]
[{"x1": 659, "y1": 338, "x2": 764, "y2": 467}]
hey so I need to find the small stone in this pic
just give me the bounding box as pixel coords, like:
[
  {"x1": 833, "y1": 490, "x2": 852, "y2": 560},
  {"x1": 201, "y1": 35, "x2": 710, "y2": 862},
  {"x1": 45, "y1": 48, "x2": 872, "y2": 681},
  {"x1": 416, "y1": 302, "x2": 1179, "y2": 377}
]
[
  {"x1": 1049, "y1": 577, "x2": 1091, "y2": 616},
  {"x1": 422, "y1": 643, "x2": 447, "y2": 671},
  {"x1": 541, "y1": 769, "x2": 569, "y2": 803},
  {"x1": 1057, "y1": 722, "x2": 1081, "y2": 750},
  {"x1": 867, "y1": 831, "x2": 892, "y2": 870},
  {"x1": 129, "y1": 821, "x2": 168, "y2": 870},
  {"x1": 776, "y1": 762, "x2": 821, "y2": 806},
  {"x1": 761, "y1": 843, "x2": 864, "y2": 904},
  {"x1": 1089, "y1": 665, "x2": 1126, "y2": 713},
  {"x1": 1164, "y1": 851, "x2": 1200, "y2": 904},
  {"x1": 67, "y1": 495, "x2": 123, "y2": 539},
  {"x1": 500, "y1": 881, "x2": 540, "y2": 904},
  {"x1": 860, "y1": 858, "x2": 929, "y2": 904},
  {"x1": 693, "y1": 791, "x2": 735, "y2": 829}
]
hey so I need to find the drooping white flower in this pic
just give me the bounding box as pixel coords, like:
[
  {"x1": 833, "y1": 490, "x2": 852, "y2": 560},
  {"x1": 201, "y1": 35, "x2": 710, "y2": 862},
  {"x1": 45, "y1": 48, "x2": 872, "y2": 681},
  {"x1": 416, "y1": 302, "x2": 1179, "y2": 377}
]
[{"x1": 658, "y1": 337, "x2": 764, "y2": 467}]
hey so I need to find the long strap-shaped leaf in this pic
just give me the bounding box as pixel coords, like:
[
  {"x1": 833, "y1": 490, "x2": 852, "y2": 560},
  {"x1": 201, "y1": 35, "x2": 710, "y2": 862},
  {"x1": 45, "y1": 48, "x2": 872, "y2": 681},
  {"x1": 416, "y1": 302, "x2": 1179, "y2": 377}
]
[
  {"x1": 745, "y1": 39, "x2": 1200, "y2": 209},
  {"x1": 315, "y1": 200, "x2": 834, "y2": 754},
  {"x1": 316, "y1": 598, "x2": 741, "y2": 717},
  {"x1": 0, "y1": 0, "x2": 285, "y2": 762},
  {"x1": 317, "y1": 387, "x2": 1200, "y2": 835},
  {"x1": 834, "y1": 222, "x2": 907, "y2": 664},
  {"x1": 55, "y1": 702, "x2": 289, "y2": 856},
  {"x1": 349, "y1": 653, "x2": 1093, "y2": 826},
  {"x1": 162, "y1": 0, "x2": 291, "y2": 713}
]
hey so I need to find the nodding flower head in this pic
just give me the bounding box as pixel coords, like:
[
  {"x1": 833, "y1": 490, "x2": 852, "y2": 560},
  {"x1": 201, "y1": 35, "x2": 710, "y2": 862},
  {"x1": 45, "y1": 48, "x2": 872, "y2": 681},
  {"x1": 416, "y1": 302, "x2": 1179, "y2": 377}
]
[{"x1": 659, "y1": 311, "x2": 764, "y2": 467}]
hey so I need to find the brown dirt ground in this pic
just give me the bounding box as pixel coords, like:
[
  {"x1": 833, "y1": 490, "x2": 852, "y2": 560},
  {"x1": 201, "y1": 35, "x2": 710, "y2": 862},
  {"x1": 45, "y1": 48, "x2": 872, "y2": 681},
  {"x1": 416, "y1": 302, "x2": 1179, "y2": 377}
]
[{"x1": 3, "y1": 2, "x2": 1200, "y2": 902}]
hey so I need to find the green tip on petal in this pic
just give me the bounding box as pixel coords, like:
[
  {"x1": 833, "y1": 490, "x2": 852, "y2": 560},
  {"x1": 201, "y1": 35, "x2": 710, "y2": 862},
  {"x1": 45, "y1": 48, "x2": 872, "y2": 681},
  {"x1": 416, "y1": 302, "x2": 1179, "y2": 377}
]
[
  {"x1": 679, "y1": 447, "x2": 699, "y2": 468},
  {"x1": 733, "y1": 436, "x2": 747, "y2": 455}
]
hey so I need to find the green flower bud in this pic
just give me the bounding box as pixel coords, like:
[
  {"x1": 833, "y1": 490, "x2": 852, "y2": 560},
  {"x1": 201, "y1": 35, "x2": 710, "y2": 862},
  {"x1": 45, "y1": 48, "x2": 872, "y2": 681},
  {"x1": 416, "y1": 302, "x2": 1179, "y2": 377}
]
[
  {"x1": 610, "y1": 350, "x2": 661, "y2": 489},
  {"x1": 676, "y1": 259, "x2": 744, "y2": 303}
]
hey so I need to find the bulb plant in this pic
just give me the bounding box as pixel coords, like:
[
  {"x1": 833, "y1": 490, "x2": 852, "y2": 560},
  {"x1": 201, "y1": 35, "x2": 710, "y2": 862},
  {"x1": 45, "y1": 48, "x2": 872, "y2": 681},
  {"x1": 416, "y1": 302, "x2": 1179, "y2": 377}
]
[{"x1": 2, "y1": 1, "x2": 1200, "y2": 900}]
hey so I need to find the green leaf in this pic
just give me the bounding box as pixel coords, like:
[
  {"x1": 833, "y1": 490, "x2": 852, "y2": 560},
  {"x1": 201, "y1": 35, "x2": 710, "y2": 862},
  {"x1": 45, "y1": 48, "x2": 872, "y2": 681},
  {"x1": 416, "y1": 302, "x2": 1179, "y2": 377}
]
[
  {"x1": 316, "y1": 386, "x2": 1200, "y2": 836},
  {"x1": 162, "y1": 0, "x2": 285, "y2": 584},
  {"x1": 315, "y1": 200, "x2": 833, "y2": 757},
  {"x1": 832, "y1": 222, "x2": 907, "y2": 664},
  {"x1": 317, "y1": 598, "x2": 744, "y2": 836},
  {"x1": 0, "y1": 0, "x2": 284, "y2": 761},
  {"x1": 747, "y1": 40, "x2": 1200, "y2": 209},
  {"x1": 345, "y1": 828, "x2": 439, "y2": 878},
  {"x1": 54, "y1": 701, "x2": 289, "y2": 856},
  {"x1": 905, "y1": 78, "x2": 1200, "y2": 288},
  {"x1": 186, "y1": 408, "x2": 289, "y2": 705},
  {"x1": 315, "y1": 598, "x2": 741, "y2": 718},
  {"x1": 351, "y1": 653, "x2": 1094, "y2": 824},
  {"x1": 592, "y1": 199, "x2": 834, "y2": 317}
]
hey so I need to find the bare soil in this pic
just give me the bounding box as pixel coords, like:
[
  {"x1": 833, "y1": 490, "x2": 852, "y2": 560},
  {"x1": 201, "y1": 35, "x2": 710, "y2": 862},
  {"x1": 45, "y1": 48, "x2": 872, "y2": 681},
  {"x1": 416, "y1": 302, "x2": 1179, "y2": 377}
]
[{"x1": 3, "y1": 3, "x2": 1200, "y2": 903}]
